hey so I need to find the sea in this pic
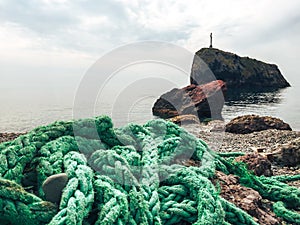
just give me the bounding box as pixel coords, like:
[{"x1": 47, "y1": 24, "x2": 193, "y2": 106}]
[{"x1": 0, "y1": 80, "x2": 299, "y2": 133}]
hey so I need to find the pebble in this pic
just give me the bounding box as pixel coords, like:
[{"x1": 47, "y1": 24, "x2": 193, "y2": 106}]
[
  {"x1": 184, "y1": 124, "x2": 300, "y2": 153},
  {"x1": 42, "y1": 173, "x2": 69, "y2": 204}
]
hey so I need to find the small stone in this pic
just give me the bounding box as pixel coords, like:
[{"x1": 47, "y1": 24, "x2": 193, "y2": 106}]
[
  {"x1": 42, "y1": 173, "x2": 68, "y2": 204},
  {"x1": 250, "y1": 146, "x2": 266, "y2": 153}
]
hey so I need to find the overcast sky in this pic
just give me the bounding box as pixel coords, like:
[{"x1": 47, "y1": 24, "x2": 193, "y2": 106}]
[{"x1": 1, "y1": 0, "x2": 300, "y2": 87}]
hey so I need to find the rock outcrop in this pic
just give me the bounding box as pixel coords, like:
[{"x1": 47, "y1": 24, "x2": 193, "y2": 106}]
[
  {"x1": 191, "y1": 48, "x2": 290, "y2": 89},
  {"x1": 152, "y1": 80, "x2": 226, "y2": 120},
  {"x1": 225, "y1": 115, "x2": 292, "y2": 134}
]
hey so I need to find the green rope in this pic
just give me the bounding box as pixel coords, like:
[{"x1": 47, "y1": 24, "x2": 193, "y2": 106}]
[
  {"x1": 220, "y1": 198, "x2": 259, "y2": 225},
  {"x1": 273, "y1": 201, "x2": 300, "y2": 224},
  {"x1": 217, "y1": 152, "x2": 245, "y2": 157},
  {"x1": 48, "y1": 151, "x2": 94, "y2": 224},
  {"x1": 0, "y1": 178, "x2": 57, "y2": 225},
  {"x1": 222, "y1": 160, "x2": 300, "y2": 209},
  {"x1": 0, "y1": 115, "x2": 299, "y2": 225},
  {"x1": 272, "y1": 174, "x2": 300, "y2": 183}
]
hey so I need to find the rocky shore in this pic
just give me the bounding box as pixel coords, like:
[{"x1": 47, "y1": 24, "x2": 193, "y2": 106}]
[
  {"x1": 1, "y1": 122, "x2": 299, "y2": 225},
  {"x1": 184, "y1": 123, "x2": 300, "y2": 188},
  {"x1": 184, "y1": 123, "x2": 300, "y2": 224}
]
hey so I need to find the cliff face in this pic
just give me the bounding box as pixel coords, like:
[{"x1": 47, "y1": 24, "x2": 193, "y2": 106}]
[{"x1": 190, "y1": 48, "x2": 290, "y2": 89}]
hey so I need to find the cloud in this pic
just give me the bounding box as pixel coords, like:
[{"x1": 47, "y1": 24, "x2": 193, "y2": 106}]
[
  {"x1": 0, "y1": 0, "x2": 300, "y2": 85},
  {"x1": 0, "y1": 0, "x2": 78, "y2": 34},
  {"x1": 0, "y1": 0, "x2": 128, "y2": 54}
]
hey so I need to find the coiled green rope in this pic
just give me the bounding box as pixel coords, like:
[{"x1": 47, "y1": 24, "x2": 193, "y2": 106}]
[
  {"x1": 0, "y1": 115, "x2": 299, "y2": 225},
  {"x1": 273, "y1": 201, "x2": 300, "y2": 224},
  {"x1": 0, "y1": 178, "x2": 57, "y2": 225}
]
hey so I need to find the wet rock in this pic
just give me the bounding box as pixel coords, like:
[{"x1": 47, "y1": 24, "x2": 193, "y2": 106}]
[
  {"x1": 152, "y1": 80, "x2": 226, "y2": 120},
  {"x1": 42, "y1": 173, "x2": 68, "y2": 204},
  {"x1": 266, "y1": 137, "x2": 300, "y2": 167},
  {"x1": 225, "y1": 115, "x2": 292, "y2": 134},
  {"x1": 235, "y1": 153, "x2": 273, "y2": 176}
]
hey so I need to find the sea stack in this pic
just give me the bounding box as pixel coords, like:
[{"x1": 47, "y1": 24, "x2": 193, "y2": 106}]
[{"x1": 191, "y1": 48, "x2": 290, "y2": 89}]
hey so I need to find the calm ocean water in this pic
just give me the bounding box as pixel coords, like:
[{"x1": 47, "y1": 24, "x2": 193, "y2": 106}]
[
  {"x1": 223, "y1": 85, "x2": 300, "y2": 130},
  {"x1": 0, "y1": 83, "x2": 299, "y2": 132}
]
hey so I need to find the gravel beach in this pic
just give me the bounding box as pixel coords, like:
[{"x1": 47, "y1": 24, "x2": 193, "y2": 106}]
[{"x1": 184, "y1": 123, "x2": 300, "y2": 188}]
